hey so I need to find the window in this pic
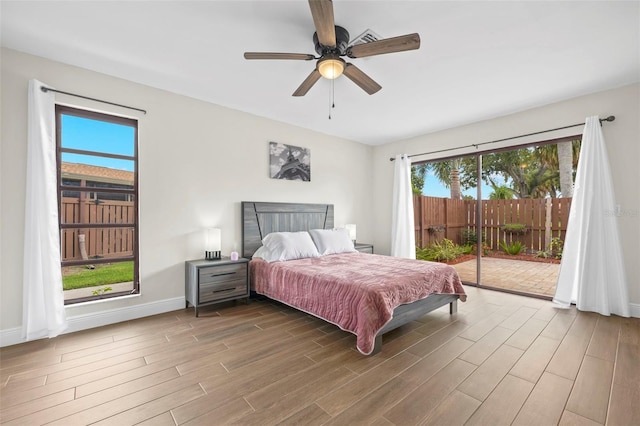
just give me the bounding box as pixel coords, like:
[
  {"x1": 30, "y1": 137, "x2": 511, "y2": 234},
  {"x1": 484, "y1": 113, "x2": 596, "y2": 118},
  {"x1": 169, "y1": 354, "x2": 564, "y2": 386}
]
[{"x1": 56, "y1": 105, "x2": 139, "y2": 304}]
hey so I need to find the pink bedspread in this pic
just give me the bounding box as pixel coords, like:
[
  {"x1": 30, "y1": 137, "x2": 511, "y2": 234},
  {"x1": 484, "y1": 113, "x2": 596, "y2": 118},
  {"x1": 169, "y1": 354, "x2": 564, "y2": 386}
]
[{"x1": 250, "y1": 252, "x2": 466, "y2": 354}]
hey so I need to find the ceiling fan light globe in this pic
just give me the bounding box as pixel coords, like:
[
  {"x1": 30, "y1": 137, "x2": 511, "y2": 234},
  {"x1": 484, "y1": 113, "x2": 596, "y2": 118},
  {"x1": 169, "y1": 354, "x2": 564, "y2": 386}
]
[{"x1": 318, "y1": 58, "x2": 345, "y2": 79}]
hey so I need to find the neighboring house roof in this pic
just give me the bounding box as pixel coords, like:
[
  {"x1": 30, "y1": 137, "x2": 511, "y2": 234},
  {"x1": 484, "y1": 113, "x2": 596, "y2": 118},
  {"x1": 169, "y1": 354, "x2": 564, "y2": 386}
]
[{"x1": 61, "y1": 162, "x2": 134, "y2": 186}]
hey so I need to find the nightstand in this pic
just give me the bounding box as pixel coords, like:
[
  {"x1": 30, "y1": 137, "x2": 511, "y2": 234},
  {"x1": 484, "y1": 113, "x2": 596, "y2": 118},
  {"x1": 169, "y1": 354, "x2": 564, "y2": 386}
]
[
  {"x1": 354, "y1": 243, "x2": 374, "y2": 254},
  {"x1": 185, "y1": 257, "x2": 250, "y2": 317}
]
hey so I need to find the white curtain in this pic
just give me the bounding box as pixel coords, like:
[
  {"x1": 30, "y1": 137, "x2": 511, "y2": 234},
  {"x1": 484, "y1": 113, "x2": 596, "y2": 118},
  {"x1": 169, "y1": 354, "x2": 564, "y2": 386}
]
[
  {"x1": 553, "y1": 116, "x2": 630, "y2": 317},
  {"x1": 22, "y1": 79, "x2": 68, "y2": 340},
  {"x1": 391, "y1": 154, "x2": 416, "y2": 259}
]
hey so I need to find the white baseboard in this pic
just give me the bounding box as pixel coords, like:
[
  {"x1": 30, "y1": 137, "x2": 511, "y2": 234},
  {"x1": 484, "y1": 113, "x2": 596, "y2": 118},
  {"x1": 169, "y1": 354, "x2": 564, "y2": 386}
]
[
  {"x1": 0, "y1": 297, "x2": 185, "y2": 348},
  {"x1": 630, "y1": 303, "x2": 640, "y2": 318}
]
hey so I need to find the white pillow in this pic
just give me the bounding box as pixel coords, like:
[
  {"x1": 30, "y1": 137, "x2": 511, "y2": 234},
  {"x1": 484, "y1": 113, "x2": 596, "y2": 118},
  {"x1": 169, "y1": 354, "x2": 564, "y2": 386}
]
[
  {"x1": 252, "y1": 245, "x2": 276, "y2": 262},
  {"x1": 308, "y1": 228, "x2": 357, "y2": 255},
  {"x1": 259, "y1": 231, "x2": 320, "y2": 262}
]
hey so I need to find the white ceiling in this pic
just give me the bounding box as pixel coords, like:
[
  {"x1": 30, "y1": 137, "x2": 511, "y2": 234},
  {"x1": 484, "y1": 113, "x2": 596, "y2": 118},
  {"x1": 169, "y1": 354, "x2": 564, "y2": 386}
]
[{"x1": 2, "y1": 1, "x2": 639, "y2": 145}]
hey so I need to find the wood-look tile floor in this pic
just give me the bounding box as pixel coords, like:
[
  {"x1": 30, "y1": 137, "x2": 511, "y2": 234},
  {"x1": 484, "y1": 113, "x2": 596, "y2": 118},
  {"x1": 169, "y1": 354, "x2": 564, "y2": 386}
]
[{"x1": 1, "y1": 286, "x2": 638, "y2": 425}]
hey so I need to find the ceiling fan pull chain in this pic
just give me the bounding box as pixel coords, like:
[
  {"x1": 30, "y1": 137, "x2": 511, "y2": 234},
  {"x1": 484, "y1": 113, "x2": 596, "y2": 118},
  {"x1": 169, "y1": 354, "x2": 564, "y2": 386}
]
[
  {"x1": 328, "y1": 78, "x2": 336, "y2": 120},
  {"x1": 332, "y1": 77, "x2": 336, "y2": 109},
  {"x1": 328, "y1": 78, "x2": 334, "y2": 119}
]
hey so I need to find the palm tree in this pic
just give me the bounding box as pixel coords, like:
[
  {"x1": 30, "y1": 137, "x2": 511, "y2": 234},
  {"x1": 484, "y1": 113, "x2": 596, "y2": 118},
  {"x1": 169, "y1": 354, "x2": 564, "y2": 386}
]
[
  {"x1": 520, "y1": 166, "x2": 558, "y2": 198},
  {"x1": 489, "y1": 185, "x2": 515, "y2": 199},
  {"x1": 536, "y1": 140, "x2": 580, "y2": 198},
  {"x1": 411, "y1": 164, "x2": 428, "y2": 195},
  {"x1": 556, "y1": 141, "x2": 574, "y2": 197},
  {"x1": 429, "y1": 159, "x2": 463, "y2": 199}
]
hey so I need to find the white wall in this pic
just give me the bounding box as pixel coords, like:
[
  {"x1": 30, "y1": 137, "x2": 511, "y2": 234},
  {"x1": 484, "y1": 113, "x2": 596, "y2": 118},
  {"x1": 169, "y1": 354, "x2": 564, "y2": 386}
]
[
  {"x1": 3, "y1": 47, "x2": 638, "y2": 345},
  {"x1": 372, "y1": 83, "x2": 640, "y2": 308},
  {"x1": 0, "y1": 48, "x2": 373, "y2": 343}
]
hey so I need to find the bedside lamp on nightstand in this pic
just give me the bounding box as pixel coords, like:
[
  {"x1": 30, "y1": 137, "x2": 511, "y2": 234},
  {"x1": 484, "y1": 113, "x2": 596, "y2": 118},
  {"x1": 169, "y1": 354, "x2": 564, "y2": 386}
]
[
  {"x1": 345, "y1": 224, "x2": 357, "y2": 245},
  {"x1": 205, "y1": 228, "x2": 221, "y2": 260}
]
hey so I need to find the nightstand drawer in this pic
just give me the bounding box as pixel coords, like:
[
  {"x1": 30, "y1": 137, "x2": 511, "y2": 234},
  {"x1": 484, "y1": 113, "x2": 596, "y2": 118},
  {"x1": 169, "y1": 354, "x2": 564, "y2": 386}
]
[
  {"x1": 199, "y1": 264, "x2": 246, "y2": 284},
  {"x1": 199, "y1": 279, "x2": 248, "y2": 303}
]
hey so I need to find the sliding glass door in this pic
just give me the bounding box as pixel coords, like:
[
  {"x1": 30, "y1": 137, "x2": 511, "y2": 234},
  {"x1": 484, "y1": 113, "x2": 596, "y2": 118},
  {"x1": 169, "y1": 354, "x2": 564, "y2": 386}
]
[
  {"x1": 416, "y1": 154, "x2": 478, "y2": 286},
  {"x1": 417, "y1": 137, "x2": 580, "y2": 298}
]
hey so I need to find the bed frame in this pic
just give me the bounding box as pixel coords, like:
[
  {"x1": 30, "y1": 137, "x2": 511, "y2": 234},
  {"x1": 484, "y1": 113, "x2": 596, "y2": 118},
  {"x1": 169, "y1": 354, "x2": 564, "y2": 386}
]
[{"x1": 241, "y1": 201, "x2": 459, "y2": 354}]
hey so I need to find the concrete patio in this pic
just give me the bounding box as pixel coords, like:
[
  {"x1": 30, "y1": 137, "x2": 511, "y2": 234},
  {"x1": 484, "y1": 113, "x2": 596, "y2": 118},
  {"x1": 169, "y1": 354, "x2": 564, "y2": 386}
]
[{"x1": 452, "y1": 257, "x2": 561, "y2": 297}]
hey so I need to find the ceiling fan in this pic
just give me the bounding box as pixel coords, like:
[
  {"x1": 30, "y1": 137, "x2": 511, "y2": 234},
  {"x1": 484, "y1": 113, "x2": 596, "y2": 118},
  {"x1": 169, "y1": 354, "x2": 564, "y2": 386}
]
[{"x1": 244, "y1": 0, "x2": 420, "y2": 96}]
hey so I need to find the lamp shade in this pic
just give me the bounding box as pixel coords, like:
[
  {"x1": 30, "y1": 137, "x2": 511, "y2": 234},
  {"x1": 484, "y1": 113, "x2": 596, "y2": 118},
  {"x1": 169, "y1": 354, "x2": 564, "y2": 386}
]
[
  {"x1": 205, "y1": 228, "x2": 221, "y2": 260},
  {"x1": 318, "y1": 57, "x2": 345, "y2": 79},
  {"x1": 345, "y1": 224, "x2": 357, "y2": 242},
  {"x1": 206, "y1": 228, "x2": 221, "y2": 250}
]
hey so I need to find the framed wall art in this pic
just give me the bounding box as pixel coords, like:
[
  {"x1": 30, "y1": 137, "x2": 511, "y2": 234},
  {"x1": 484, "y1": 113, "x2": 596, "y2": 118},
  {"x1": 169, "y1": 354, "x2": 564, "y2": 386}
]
[{"x1": 269, "y1": 142, "x2": 311, "y2": 182}]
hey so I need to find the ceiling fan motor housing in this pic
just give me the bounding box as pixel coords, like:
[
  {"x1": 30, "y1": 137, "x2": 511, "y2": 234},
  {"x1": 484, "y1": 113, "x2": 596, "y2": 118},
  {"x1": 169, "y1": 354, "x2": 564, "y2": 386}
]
[{"x1": 314, "y1": 25, "x2": 350, "y2": 56}]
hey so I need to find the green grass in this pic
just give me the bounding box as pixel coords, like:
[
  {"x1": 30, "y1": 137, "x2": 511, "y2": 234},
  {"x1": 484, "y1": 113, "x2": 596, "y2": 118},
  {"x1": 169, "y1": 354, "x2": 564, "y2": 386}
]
[{"x1": 63, "y1": 261, "x2": 133, "y2": 290}]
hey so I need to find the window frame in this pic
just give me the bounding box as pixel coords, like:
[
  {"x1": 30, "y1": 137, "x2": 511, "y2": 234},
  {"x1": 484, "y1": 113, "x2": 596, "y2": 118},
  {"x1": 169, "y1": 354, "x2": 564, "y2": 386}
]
[{"x1": 56, "y1": 105, "x2": 139, "y2": 304}]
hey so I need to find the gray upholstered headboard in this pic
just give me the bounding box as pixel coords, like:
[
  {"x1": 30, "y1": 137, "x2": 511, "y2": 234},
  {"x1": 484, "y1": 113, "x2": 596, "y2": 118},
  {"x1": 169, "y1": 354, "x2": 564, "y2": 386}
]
[{"x1": 242, "y1": 201, "x2": 334, "y2": 258}]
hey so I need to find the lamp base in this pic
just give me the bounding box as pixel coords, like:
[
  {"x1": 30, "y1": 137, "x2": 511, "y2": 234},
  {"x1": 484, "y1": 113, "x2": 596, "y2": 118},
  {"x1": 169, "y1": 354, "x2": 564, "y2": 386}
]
[{"x1": 205, "y1": 251, "x2": 221, "y2": 260}]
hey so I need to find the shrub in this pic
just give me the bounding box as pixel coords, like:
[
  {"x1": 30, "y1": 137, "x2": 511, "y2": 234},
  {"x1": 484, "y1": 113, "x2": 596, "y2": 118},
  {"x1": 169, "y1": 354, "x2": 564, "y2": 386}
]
[
  {"x1": 550, "y1": 237, "x2": 564, "y2": 259},
  {"x1": 461, "y1": 244, "x2": 474, "y2": 255},
  {"x1": 535, "y1": 237, "x2": 564, "y2": 260},
  {"x1": 416, "y1": 239, "x2": 467, "y2": 262},
  {"x1": 535, "y1": 250, "x2": 549, "y2": 259},
  {"x1": 500, "y1": 223, "x2": 528, "y2": 234},
  {"x1": 472, "y1": 243, "x2": 492, "y2": 256},
  {"x1": 460, "y1": 228, "x2": 485, "y2": 245},
  {"x1": 500, "y1": 240, "x2": 524, "y2": 255}
]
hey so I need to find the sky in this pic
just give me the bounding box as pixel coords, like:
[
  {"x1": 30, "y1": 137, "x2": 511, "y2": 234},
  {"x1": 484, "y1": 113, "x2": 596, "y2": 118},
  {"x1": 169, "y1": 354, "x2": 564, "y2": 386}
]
[
  {"x1": 61, "y1": 114, "x2": 135, "y2": 171},
  {"x1": 421, "y1": 169, "x2": 497, "y2": 200}
]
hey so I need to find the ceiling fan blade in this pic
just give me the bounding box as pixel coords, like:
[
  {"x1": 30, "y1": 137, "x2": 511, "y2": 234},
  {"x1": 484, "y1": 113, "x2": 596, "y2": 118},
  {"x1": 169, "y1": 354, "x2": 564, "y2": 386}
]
[
  {"x1": 244, "y1": 52, "x2": 315, "y2": 60},
  {"x1": 347, "y1": 33, "x2": 420, "y2": 58},
  {"x1": 309, "y1": 0, "x2": 336, "y2": 47},
  {"x1": 293, "y1": 69, "x2": 322, "y2": 96},
  {"x1": 343, "y1": 63, "x2": 381, "y2": 95}
]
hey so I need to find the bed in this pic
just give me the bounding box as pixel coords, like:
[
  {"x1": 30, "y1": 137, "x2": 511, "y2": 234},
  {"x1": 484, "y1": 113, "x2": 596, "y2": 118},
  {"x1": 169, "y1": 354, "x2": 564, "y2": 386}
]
[{"x1": 242, "y1": 201, "x2": 466, "y2": 355}]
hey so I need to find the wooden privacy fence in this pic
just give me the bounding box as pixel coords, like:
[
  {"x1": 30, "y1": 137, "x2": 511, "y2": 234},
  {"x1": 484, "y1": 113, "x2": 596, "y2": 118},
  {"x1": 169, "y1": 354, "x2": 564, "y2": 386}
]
[
  {"x1": 61, "y1": 197, "x2": 135, "y2": 261},
  {"x1": 414, "y1": 195, "x2": 572, "y2": 252}
]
